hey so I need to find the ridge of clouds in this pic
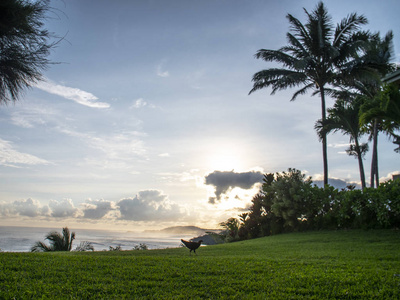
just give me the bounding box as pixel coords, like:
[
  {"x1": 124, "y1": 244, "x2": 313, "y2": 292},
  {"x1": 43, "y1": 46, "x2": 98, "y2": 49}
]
[
  {"x1": 36, "y1": 80, "x2": 110, "y2": 109},
  {"x1": 1, "y1": 190, "x2": 188, "y2": 223}
]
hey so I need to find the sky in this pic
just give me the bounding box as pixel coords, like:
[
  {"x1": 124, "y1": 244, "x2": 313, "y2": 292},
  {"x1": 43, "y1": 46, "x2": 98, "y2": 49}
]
[{"x1": 0, "y1": 0, "x2": 399, "y2": 232}]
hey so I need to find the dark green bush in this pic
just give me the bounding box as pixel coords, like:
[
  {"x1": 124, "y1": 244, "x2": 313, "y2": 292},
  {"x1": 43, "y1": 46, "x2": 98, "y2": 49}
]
[{"x1": 223, "y1": 169, "x2": 400, "y2": 241}]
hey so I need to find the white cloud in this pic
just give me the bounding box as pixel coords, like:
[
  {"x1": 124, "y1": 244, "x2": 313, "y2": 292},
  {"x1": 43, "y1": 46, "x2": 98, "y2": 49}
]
[
  {"x1": 0, "y1": 198, "x2": 49, "y2": 217},
  {"x1": 88, "y1": 133, "x2": 147, "y2": 159},
  {"x1": 49, "y1": 199, "x2": 79, "y2": 218},
  {"x1": 130, "y1": 98, "x2": 157, "y2": 109},
  {"x1": 328, "y1": 143, "x2": 350, "y2": 148},
  {"x1": 380, "y1": 171, "x2": 400, "y2": 182},
  {"x1": 56, "y1": 128, "x2": 147, "y2": 162},
  {"x1": 130, "y1": 98, "x2": 147, "y2": 109},
  {"x1": 12, "y1": 198, "x2": 49, "y2": 217},
  {"x1": 36, "y1": 80, "x2": 110, "y2": 109},
  {"x1": 156, "y1": 64, "x2": 170, "y2": 77},
  {"x1": 81, "y1": 199, "x2": 115, "y2": 219},
  {"x1": 9, "y1": 104, "x2": 58, "y2": 129},
  {"x1": 158, "y1": 153, "x2": 170, "y2": 157},
  {"x1": 117, "y1": 190, "x2": 187, "y2": 221},
  {"x1": 11, "y1": 112, "x2": 45, "y2": 128},
  {"x1": 0, "y1": 138, "x2": 49, "y2": 167},
  {"x1": 0, "y1": 191, "x2": 188, "y2": 223}
]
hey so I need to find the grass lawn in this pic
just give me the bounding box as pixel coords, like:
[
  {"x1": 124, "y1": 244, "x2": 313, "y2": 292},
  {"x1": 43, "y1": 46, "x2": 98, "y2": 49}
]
[{"x1": 1, "y1": 229, "x2": 399, "y2": 299}]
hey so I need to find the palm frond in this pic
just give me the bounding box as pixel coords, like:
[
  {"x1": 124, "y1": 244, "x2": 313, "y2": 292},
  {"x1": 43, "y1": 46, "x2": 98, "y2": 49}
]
[
  {"x1": 45, "y1": 231, "x2": 64, "y2": 250},
  {"x1": 249, "y1": 69, "x2": 307, "y2": 95},
  {"x1": 254, "y1": 49, "x2": 297, "y2": 67},
  {"x1": 306, "y1": 6, "x2": 332, "y2": 50},
  {"x1": 290, "y1": 83, "x2": 315, "y2": 101},
  {"x1": 31, "y1": 241, "x2": 52, "y2": 252},
  {"x1": 286, "y1": 13, "x2": 311, "y2": 45},
  {"x1": 333, "y1": 12, "x2": 368, "y2": 47},
  {"x1": 62, "y1": 227, "x2": 75, "y2": 251},
  {"x1": 31, "y1": 227, "x2": 76, "y2": 252},
  {"x1": 346, "y1": 143, "x2": 369, "y2": 158},
  {"x1": 284, "y1": 33, "x2": 311, "y2": 60}
]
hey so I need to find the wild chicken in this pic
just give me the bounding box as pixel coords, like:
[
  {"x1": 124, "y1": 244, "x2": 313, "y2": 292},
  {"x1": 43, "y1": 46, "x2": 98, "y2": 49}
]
[{"x1": 181, "y1": 239, "x2": 203, "y2": 254}]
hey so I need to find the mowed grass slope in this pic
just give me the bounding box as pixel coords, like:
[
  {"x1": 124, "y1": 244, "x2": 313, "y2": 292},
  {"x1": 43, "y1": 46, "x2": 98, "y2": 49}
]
[{"x1": 1, "y1": 230, "x2": 399, "y2": 299}]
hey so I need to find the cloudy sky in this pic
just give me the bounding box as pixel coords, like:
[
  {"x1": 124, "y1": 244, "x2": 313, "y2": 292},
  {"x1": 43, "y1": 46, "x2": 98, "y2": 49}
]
[{"x1": 1, "y1": 0, "x2": 399, "y2": 231}]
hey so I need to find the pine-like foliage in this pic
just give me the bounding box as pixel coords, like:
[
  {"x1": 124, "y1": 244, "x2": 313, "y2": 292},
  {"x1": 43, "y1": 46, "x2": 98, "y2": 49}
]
[{"x1": 0, "y1": 0, "x2": 57, "y2": 103}]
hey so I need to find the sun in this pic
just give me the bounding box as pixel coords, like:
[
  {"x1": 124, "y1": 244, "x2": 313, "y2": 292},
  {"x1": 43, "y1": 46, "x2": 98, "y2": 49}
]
[
  {"x1": 208, "y1": 153, "x2": 242, "y2": 171},
  {"x1": 206, "y1": 141, "x2": 249, "y2": 171},
  {"x1": 200, "y1": 138, "x2": 257, "y2": 172}
]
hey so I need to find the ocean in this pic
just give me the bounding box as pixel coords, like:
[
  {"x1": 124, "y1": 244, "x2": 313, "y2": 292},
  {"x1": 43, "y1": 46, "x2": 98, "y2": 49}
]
[{"x1": 0, "y1": 226, "x2": 194, "y2": 252}]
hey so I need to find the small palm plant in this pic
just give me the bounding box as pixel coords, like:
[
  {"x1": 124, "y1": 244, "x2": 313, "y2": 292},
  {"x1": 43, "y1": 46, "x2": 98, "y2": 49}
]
[
  {"x1": 31, "y1": 227, "x2": 76, "y2": 252},
  {"x1": 74, "y1": 241, "x2": 94, "y2": 252}
]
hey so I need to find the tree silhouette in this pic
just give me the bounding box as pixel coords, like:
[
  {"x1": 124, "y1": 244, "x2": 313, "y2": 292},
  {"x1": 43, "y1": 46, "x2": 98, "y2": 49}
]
[
  {"x1": 31, "y1": 227, "x2": 76, "y2": 252},
  {"x1": 316, "y1": 98, "x2": 368, "y2": 189},
  {"x1": 249, "y1": 2, "x2": 370, "y2": 186},
  {"x1": 351, "y1": 31, "x2": 395, "y2": 188},
  {"x1": 361, "y1": 83, "x2": 400, "y2": 154},
  {"x1": 0, "y1": 0, "x2": 58, "y2": 104}
]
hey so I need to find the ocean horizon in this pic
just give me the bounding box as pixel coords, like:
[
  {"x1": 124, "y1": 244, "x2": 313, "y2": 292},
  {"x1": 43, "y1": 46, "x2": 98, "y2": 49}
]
[{"x1": 0, "y1": 226, "x2": 196, "y2": 252}]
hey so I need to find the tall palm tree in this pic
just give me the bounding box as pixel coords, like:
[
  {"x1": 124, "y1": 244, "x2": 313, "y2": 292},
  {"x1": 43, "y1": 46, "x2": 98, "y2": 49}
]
[
  {"x1": 315, "y1": 98, "x2": 368, "y2": 189},
  {"x1": 0, "y1": 0, "x2": 56, "y2": 104},
  {"x1": 352, "y1": 31, "x2": 395, "y2": 188},
  {"x1": 31, "y1": 227, "x2": 76, "y2": 252},
  {"x1": 249, "y1": 1, "x2": 369, "y2": 186}
]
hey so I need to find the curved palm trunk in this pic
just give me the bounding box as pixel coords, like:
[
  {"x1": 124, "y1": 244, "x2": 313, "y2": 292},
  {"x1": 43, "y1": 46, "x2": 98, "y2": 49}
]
[{"x1": 320, "y1": 87, "x2": 329, "y2": 186}]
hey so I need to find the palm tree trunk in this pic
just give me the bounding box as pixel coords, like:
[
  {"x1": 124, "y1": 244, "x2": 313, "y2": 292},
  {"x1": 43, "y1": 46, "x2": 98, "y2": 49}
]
[
  {"x1": 320, "y1": 87, "x2": 329, "y2": 186},
  {"x1": 370, "y1": 119, "x2": 379, "y2": 188},
  {"x1": 355, "y1": 139, "x2": 366, "y2": 190},
  {"x1": 374, "y1": 122, "x2": 379, "y2": 187}
]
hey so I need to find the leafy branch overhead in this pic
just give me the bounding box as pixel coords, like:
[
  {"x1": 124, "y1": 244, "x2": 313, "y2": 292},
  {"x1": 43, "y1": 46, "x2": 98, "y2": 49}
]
[{"x1": 0, "y1": 0, "x2": 59, "y2": 104}]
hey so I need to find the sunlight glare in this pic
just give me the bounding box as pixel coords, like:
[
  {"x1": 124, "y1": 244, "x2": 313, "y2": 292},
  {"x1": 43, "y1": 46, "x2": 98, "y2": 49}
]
[{"x1": 206, "y1": 142, "x2": 247, "y2": 171}]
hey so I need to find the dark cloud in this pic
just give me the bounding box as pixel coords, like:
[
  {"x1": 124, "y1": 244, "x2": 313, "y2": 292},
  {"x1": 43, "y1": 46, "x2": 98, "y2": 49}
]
[
  {"x1": 82, "y1": 199, "x2": 114, "y2": 219},
  {"x1": 205, "y1": 170, "x2": 264, "y2": 203},
  {"x1": 117, "y1": 190, "x2": 186, "y2": 221}
]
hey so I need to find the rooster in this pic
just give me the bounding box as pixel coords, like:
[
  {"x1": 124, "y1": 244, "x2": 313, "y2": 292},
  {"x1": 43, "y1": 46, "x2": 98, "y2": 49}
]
[{"x1": 181, "y1": 239, "x2": 203, "y2": 255}]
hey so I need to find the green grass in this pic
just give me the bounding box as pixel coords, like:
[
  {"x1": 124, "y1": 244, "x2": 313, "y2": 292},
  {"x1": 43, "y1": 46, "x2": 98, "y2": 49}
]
[{"x1": 1, "y1": 230, "x2": 399, "y2": 299}]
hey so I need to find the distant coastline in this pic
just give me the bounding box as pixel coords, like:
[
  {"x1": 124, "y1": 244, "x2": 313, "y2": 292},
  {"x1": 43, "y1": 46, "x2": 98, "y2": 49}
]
[{"x1": 0, "y1": 226, "x2": 217, "y2": 252}]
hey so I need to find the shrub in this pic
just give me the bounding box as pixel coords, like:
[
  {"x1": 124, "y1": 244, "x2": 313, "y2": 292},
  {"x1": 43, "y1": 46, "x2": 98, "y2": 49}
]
[
  {"x1": 133, "y1": 243, "x2": 148, "y2": 250},
  {"x1": 220, "y1": 169, "x2": 400, "y2": 242}
]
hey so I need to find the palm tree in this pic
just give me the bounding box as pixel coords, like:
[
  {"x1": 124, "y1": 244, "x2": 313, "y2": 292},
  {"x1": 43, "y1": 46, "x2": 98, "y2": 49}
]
[
  {"x1": 31, "y1": 227, "x2": 76, "y2": 252},
  {"x1": 249, "y1": 1, "x2": 369, "y2": 186},
  {"x1": 315, "y1": 98, "x2": 368, "y2": 189},
  {"x1": 0, "y1": 0, "x2": 57, "y2": 104},
  {"x1": 351, "y1": 31, "x2": 395, "y2": 188},
  {"x1": 219, "y1": 217, "x2": 240, "y2": 241},
  {"x1": 361, "y1": 82, "x2": 400, "y2": 154}
]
